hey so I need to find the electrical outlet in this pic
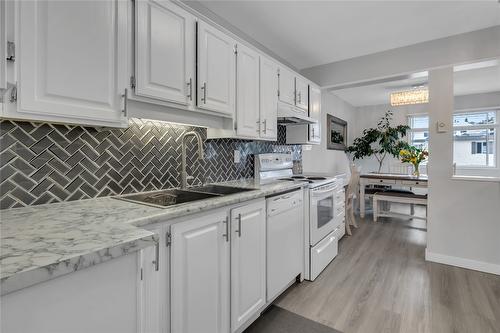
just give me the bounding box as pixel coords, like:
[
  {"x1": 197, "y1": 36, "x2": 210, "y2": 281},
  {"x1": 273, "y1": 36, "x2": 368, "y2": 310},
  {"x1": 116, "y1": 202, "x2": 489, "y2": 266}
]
[{"x1": 234, "y1": 150, "x2": 241, "y2": 163}]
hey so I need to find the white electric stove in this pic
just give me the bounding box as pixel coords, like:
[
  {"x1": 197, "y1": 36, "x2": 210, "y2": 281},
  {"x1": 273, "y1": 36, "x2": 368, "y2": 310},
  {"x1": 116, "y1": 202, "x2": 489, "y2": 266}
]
[{"x1": 255, "y1": 153, "x2": 345, "y2": 281}]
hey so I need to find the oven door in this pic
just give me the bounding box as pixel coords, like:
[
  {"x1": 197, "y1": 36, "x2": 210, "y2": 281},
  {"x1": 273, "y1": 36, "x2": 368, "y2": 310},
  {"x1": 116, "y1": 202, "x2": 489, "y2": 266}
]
[{"x1": 309, "y1": 185, "x2": 336, "y2": 245}]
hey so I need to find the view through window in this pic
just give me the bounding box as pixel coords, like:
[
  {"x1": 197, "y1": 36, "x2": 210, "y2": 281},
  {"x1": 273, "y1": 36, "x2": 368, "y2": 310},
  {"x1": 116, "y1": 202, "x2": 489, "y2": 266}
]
[{"x1": 408, "y1": 110, "x2": 499, "y2": 169}]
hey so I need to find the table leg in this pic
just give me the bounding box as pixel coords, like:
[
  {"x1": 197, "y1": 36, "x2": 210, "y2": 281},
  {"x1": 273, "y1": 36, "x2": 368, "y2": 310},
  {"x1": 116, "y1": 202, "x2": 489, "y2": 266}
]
[{"x1": 360, "y1": 180, "x2": 366, "y2": 218}]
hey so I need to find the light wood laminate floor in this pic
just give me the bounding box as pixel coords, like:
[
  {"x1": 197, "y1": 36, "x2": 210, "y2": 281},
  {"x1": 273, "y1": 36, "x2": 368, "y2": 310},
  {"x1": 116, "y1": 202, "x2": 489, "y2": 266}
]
[{"x1": 276, "y1": 205, "x2": 500, "y2": 333}]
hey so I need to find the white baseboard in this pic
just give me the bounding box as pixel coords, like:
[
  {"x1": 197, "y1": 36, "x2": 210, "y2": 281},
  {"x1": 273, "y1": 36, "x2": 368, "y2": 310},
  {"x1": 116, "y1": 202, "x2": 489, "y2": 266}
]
[{"x1": 425, "y1": 249, "x2": 500, "y2": 275}]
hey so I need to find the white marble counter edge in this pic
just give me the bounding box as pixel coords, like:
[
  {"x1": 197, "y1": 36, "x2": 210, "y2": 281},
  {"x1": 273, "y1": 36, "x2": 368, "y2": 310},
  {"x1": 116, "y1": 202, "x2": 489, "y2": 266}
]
[
  {"x1": 1, "y1": 181, "x2": 306, "y2": 295},
  {"x1": 0, "y1": 234, "x2": 158, "y2": 296}
]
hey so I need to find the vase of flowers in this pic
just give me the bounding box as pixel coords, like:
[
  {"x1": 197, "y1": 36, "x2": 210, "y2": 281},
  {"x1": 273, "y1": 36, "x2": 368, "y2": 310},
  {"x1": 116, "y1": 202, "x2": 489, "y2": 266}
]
[{"x1": 399, "y1": 146, "x2": 428, "y2": 177}]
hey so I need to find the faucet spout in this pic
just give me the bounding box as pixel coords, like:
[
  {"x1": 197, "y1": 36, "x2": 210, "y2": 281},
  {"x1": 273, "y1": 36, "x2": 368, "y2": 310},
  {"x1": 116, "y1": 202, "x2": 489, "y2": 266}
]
[{"x1": 180, "y1": 131, "x2": 204, "y2": 189}]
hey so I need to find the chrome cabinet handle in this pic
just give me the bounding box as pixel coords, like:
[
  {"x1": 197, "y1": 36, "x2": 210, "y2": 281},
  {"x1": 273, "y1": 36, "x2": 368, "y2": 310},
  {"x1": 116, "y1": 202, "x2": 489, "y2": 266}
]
[
  {"x1": 201, "y1": 83, "x2": 207, "y2": 103},
  {"x1": 298, "y1": 92, "x2": 301, "y2": 104},
  {"x1": 152, "y1": 242, "x2": 159, "y2": 271},
  {"x1": 263, "y1": 119, "x2": 267, "y2": 134},
  {"x1": 187, "y1": 78, "x2": 193, "y2": 101},
  {"x1": 235, "y1": 213, "x2": 242, "y2": 237},
  {"x1": 223, "y1": 216, "x2": 229, "y2": 242},
  {"x1": 121, "y1": 88, "x2": 128, "y2": 117}
]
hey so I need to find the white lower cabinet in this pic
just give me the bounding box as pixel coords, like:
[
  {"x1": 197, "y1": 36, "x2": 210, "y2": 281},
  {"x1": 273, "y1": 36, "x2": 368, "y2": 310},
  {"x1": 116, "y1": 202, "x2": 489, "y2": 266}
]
[
  {"x1": 230, "y1": 200, "x2": 266, "y2": 332},
  {"x1": 138, "y1": 225, "x2": 170, "y2": 333},
  {"x1": 1, "y1": 254, "x2": 139, "y2": 333},
  {"x1": 168, "y1": 199, "x2": 267, "y2": 333},
  {"x1": 170, "y1": 209, "x2": 230, "y2": 333}
]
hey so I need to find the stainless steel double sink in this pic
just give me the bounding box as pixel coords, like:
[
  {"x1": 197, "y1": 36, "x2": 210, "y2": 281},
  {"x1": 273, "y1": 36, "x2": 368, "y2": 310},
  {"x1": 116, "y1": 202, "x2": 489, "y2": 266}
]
[{"x1": 116, "y1": 185, "x2": 255, "y2": 208}]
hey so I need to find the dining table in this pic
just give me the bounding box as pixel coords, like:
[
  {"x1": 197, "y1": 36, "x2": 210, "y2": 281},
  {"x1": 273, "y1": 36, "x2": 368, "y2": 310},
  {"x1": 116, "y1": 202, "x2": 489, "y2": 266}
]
[{"x1": 359, "y1": 173, "x2": 428, "y2": 218}]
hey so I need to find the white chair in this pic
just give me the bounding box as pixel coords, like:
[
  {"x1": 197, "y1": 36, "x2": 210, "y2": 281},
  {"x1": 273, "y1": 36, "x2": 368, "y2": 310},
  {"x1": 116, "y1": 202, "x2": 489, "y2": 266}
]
[
  {"x1": 389, "y1": 162, "x2": 411, "y2": 175},
  {"x1": 345, "y1": 163, "x2": 359, "y2": 236}
]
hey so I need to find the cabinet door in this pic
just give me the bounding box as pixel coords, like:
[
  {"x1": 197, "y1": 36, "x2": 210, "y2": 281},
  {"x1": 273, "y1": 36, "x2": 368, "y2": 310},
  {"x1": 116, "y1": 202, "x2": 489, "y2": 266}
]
[
  {"x1": 135, "y1": 0, "x2": 195, "y2": 106},
  {"x1": 197, "y1": 21, "x2": 235, "y2": 116},
  {"x1": 259, "y1": 56, "x2": 278, "y2": 140},
  {"x1": 138, "y1": 226, "x2": 170, "y2": 333},
  {"x1": 18, "y1": 0, "x2": 127, "y2": 126},
  {"x1": 278, "y1": 67, "x2": 295, "y2": 106},
  {"x1": 308, "y1": 85, "x2": 321, "y2": 144},
  {"x1": 171, "y1": 210, "x2": 230, "y2": 333},
  {"x1": 295, "y1": 77, "x2": 309, "y2": 111},
  {"x1": 230, "y1": 200, "x2": 266, "y2": 332},
  {"x1": 235, "y1": 43, "x2": 259, "y2": 138}
]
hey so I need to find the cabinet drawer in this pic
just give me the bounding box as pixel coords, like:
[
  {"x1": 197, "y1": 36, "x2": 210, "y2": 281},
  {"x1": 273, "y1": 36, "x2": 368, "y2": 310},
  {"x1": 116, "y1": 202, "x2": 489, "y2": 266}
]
[
  {"x1": 310, "y1": 230, "x2": 338, "y2": 280},
  {"x1": 335, "y1": 222, "x2": 346, "y2": 240},
  {"x1": 335, "y1": 191, "x2": 345, "y2": 202},
  {"x1": 367, "y1": 179, "x2": 396, "y2": 185},
  {"x1": 401, "y1": 180, "x2": 427, "y2": 186}
]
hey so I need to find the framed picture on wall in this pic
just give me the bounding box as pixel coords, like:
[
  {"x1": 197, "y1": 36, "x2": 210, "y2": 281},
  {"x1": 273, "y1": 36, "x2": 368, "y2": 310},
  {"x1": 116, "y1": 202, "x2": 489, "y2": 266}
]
[{"x1": 327, "y1": 114, "x2": 347, "y2": 150}]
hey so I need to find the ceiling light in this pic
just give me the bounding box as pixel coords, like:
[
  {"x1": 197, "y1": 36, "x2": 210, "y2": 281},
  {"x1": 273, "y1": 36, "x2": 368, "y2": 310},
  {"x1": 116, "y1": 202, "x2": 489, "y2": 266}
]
[{"x1": 390, "y1": 88, "x2": 429, "y2": 106}]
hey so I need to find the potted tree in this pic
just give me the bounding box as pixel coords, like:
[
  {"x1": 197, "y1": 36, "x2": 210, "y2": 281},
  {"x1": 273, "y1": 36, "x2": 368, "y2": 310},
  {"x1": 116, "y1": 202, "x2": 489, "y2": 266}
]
[{"x1": 346, "y1": 110, "x2": 410, "y2": 173}]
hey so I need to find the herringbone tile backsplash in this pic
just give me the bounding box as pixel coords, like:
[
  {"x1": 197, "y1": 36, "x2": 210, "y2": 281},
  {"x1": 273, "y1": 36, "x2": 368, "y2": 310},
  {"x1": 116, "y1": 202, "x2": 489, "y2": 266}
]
[{"x1": 0, "y1": 118, "x2": 301, "y2": 209}]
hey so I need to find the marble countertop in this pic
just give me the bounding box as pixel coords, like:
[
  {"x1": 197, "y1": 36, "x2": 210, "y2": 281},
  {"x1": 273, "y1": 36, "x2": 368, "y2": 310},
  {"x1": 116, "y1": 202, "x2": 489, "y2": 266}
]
[{"x1": 0, "y1": 179, "x2": 305, "y2": 295}]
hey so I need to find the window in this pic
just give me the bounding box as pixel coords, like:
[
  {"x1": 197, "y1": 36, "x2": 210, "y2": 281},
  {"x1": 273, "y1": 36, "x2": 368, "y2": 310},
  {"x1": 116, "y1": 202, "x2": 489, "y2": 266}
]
[
  {"x1": 408, "y1": 115, "x2": 429, "y2": 151},
  {"x1": 453, "y1": 110, "x2": 498, "y2": 168},
  {"x1": 408, "y1": 110, "x2": 499, "y2": 169},
  {"x1": 471, "y1": 141, "x2": 493, "y2": 155}
]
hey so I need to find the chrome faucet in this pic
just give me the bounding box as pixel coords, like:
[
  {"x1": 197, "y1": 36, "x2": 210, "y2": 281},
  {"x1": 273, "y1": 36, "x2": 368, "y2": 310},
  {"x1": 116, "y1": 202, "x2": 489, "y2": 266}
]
[{"x1": 180, "y1": 131, "x2": 204, "y2": 189}]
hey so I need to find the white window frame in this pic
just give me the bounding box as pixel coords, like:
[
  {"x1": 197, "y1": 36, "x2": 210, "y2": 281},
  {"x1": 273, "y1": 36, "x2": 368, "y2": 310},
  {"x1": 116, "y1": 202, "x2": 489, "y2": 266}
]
[
  {"x1": 407, "y1": 113, "x2": 430, "y2": 165},
  {"x1": 407, "y1": 110, "x2": 500, "y2": 173},
  {"x1": 452, "y1": 108, "x2": 499, "y2": 170}
]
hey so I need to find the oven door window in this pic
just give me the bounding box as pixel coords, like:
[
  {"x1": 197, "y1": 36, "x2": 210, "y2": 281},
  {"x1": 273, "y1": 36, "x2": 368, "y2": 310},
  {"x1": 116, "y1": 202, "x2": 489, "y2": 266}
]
[{"x1": 317, "y1": 196, "x2": 334, "y2": 228}]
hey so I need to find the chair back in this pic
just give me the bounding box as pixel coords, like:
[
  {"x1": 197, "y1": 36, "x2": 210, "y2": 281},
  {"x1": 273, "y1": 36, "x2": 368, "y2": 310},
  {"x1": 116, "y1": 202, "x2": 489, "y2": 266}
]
[
  {"x1": 346, "y1": 163, "x2": 360, "y2": 200},
  {"x1": 389, "y1": 162, "x2": 411, "y2": 174}
]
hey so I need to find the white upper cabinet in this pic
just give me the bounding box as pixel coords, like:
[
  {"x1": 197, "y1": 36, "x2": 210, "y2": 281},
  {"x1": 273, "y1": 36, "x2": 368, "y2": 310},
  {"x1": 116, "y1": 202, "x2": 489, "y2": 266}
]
[
  {"x1": 235, "y1": 43, "x2": 260, "y2": 138},
  {"x1": 138, "y1": 225, "x2": 170, "y2": 333},
  {"x1": 295, "y1": 77, "x2": 309, "y2": 111},
  {"x1": 16, "y1": 0, "x2": 128, "y2": 127},
  {"x1": 308, "y1": 85, "x2": 321, "y2": 143},
  {"x1": 278, "y1": 66, "x2": 296, "y2": 106},
  {"x1": 0, "y1": 0, "x2": 6, "y2": 91},
  {"x1": 135, "y1": 0, "x2": 195, "y2": 107},
  {"x1": 230, "y1": 200, "x2": 266, "y2": 332},
  {"x1": 197, "y1": 21, "x2": 235, "y2": 116},
  {"x1": 259, "y1": 56, "x2": 278, "y2": 140},
  {"x1": 170, "y1": 210, "x2": 230, "y2": 333}
]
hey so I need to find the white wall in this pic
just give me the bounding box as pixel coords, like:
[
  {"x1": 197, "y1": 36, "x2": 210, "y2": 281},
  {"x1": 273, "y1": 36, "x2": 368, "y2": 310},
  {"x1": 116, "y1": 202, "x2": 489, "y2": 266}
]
[
  {"x1": 426, "y1": 68, "x2": 500, "y2": 275},
  {"x1": 301, "y1": 91, "x2": 356, "y2": 176},
  {"x1": 302, "y1": 26, "x2": 500, "y2": 88}
]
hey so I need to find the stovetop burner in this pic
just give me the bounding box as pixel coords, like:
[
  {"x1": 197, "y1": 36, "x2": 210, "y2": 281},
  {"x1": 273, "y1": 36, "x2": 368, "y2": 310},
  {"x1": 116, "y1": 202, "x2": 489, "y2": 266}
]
[{"x1": 306, "y1": 176, "x2": 327, "y2": 180}]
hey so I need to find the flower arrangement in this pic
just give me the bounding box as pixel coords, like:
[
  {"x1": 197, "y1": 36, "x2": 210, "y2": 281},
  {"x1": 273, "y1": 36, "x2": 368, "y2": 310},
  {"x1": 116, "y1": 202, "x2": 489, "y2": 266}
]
[{"x1": 399, "y1": 146, "x2": 428, "y2": 176}]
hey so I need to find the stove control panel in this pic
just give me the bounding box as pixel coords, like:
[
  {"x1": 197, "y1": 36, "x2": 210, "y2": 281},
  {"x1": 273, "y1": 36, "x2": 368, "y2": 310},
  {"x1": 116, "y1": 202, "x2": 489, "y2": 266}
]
[{"x1": 255, "y1": 153, "x2": 293, "y2": 172}]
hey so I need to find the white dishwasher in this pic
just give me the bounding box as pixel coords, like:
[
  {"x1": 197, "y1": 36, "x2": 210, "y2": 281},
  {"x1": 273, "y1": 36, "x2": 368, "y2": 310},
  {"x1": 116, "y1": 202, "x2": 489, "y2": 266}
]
[{"x1": 266, "y1": 189, "x2": 304, "y2": 301}]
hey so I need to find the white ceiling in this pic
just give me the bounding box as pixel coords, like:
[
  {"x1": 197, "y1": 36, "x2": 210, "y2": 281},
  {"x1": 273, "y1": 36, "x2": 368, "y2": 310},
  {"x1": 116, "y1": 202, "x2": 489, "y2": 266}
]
[
  {"x1": 197, "y1": 1, "x2": 500, "y2": 70},
  {"x1": 331, "y1": 62, "x2": 500, "y2": 107}
]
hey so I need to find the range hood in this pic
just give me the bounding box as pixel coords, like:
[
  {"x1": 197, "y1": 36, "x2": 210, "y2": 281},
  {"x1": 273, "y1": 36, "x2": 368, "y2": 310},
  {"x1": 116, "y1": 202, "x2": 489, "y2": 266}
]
[{"x1": 277, "y1": 102, "x2": 317, "y2": 125}]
